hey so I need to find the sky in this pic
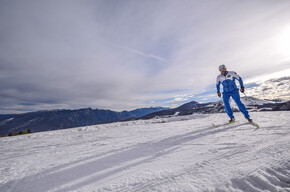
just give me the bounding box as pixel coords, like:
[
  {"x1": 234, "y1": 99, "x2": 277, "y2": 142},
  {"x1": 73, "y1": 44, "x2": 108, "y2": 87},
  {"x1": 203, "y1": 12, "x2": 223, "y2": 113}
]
[{"x1": 1, "y1": 0, "x2": 290, "y2": 114}]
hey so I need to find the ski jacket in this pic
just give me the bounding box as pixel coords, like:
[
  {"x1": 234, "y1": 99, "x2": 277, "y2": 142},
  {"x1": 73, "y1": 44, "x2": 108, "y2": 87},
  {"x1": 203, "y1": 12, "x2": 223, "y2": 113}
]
[{"x1": 216, "y1": 71, "x2": 243, "y2": 93}]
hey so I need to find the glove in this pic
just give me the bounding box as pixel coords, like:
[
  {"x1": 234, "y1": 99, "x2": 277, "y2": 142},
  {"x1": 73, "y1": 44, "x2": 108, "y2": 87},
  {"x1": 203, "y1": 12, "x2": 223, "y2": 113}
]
[
  {"x1": 217, "y1": 91, "x2": 221, "y2": 97},
  {"x1": 240, "y1": 86, "x2": 245, "y2": 93}
]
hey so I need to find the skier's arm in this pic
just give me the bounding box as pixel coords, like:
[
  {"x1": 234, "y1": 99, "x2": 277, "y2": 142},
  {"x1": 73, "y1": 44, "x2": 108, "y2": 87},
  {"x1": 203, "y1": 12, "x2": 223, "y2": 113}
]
[
  {"x1": 216, "y1": 77, "x2": 221, "y2": 92},
  {"x1": 239, "y1": 76, "x2": 245, "y2": 92},
  {"x1": 238, "y1": 76, "x2": 243, "y2": 87},
  {"x1": 216, "y1": 79, "x2": 221, "y2": 97},
  {"x1": 232, "y1": 72, "x2": 243, "y2": 87},
  {"x1": 232, "y1": 72, "x2": 245, "y2": 92}
]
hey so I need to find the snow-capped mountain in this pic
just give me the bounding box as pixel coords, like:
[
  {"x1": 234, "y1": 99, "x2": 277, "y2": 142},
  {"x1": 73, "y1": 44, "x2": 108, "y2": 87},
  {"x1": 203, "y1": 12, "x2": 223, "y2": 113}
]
[
  {"x1": 230, "y1": 96, "x2": 287, "y2": 111},
  {"x1": 0, "y1": 107, "x2": 168, "y2": 136},
  {"x1": 273, "y1": 100, "x2": 290, "y2": 111},
  {"x1": 174, "y1": 101, "x2": 208, "y2": 110},
  {"x1": 138, "y1": 96, "x2": 287, "y2": 120}
]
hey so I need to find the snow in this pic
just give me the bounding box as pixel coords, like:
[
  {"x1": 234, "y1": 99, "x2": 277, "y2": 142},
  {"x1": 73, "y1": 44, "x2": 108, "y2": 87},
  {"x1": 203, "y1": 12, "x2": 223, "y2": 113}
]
[
  {"x1": 173, "y1": 112, "x2": 180, "y2": 116},
  {"x1": 0, "y1": 118, "x2": 14, "y2": 126},
  {"x1": 0, "y1": 112, "x2": 289, "y2": 192},
  {"x1": 239, "y1": 97, "x2": 278, "y2": 105}
]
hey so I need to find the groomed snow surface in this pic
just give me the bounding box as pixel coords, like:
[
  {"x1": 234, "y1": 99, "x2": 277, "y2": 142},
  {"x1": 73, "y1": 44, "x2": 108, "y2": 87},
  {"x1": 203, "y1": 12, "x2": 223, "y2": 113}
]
[{"x1": 1, "y1": 111, "x2": 290, "y2": 192}]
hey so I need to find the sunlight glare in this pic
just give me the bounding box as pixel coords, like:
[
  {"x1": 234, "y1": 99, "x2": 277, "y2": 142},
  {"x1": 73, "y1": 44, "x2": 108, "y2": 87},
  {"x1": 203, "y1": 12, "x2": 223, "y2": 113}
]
[
  {"x1": 245, "y1": 68, "x2": 290, "y2": 84},
  {"x1": 276, "y1": 26, "x2": 290, "y2": 58}
]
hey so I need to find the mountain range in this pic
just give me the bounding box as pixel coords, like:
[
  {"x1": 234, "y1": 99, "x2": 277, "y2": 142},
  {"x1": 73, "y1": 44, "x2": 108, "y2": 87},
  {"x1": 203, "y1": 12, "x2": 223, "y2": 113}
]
[
  {"x1": 0, "y1": 107, "x2": 167, "y2": 136},
  {"x1": 136, "y1": 96, "x2": 289, "y2": 120},
  {"x1": 0, "y1": 96, "x2": 289, "y2": 136}
]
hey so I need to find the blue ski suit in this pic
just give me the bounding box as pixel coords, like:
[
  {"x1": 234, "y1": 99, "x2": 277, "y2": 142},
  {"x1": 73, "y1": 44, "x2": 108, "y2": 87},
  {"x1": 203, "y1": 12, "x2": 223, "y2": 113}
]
[{"x1": 216, "y1": 71, "x2": 250, "y2": 119}]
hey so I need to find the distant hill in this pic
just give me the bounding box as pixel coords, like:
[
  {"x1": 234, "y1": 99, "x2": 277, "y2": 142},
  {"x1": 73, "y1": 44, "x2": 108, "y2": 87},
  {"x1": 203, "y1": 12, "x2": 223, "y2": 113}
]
[
  {"x1": 174, "y1": 101, "x2": 209, "y2": 111},
  {"x1": 0, "y1": 107, "x2": 167, "y2": 136},
  {"x1": 272, "y1": 100, "x2": 290, "y2": 111},
  {"x1": 0, "y1": 114, "x2": 15, "y2": 121}
]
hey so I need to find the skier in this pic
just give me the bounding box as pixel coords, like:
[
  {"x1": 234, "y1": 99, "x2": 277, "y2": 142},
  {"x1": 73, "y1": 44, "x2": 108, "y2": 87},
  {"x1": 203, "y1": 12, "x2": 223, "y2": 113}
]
[{"x1": 216, "y1": 64, "x2": 252, "y2": 123}]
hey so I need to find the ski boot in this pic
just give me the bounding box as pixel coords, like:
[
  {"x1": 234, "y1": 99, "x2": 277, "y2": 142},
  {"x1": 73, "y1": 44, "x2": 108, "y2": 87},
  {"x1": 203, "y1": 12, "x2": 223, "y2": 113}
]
[
  {"x1": 229, "y1": 118, "x2": 235, "y2": 123},
  {"x1": 247, "y1": 118, "x2": 253, "y2": 123}
]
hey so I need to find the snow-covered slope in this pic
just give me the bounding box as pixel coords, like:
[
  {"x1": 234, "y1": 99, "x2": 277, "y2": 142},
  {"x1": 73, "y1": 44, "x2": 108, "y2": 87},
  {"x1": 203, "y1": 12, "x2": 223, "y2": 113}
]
[{"x1": 0, "y1": 112, "x2": 289, "y2": 192}]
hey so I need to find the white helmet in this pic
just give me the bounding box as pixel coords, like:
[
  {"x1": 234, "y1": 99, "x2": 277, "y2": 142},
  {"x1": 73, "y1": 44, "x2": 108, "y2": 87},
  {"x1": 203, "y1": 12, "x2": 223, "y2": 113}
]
[{"x1": 219, "y1": 64, "x2": 226, "y2": 71}]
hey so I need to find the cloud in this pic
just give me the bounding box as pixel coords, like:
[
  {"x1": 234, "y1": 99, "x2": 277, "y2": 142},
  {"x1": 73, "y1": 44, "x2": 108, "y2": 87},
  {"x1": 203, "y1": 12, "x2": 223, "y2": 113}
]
[
  {"x1": 115, "y1": 44, "x2": 168, "y2": 63},
  {"x1": 1, "y1": 0, "x2": 290, "y2": 113},
  {"x1": 166, "y1": 97, "x2": 189, "y2": 103},
  {"x1": 246, "y1": 76, "x2": 290, "y2": 100}
]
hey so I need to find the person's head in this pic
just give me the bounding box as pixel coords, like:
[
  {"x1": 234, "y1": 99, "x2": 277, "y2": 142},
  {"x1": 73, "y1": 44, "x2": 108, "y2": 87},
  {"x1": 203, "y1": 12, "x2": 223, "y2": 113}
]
[{"x1": 219, "y1": 64, "x2": 226, "y2": 75}]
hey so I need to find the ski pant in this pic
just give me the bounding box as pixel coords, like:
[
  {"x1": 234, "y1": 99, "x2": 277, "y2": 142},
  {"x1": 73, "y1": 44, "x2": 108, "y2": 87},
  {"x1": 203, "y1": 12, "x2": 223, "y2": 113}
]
[{"x1": 222, "y1": 89, "x2": 250, "y2": 119}]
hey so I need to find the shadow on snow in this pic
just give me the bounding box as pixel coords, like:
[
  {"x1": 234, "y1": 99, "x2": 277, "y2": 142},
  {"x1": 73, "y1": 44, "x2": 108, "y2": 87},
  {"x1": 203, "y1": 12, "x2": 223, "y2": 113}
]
[{"x1": 2, "y1": 123, "x2": 247, "y2": 192}]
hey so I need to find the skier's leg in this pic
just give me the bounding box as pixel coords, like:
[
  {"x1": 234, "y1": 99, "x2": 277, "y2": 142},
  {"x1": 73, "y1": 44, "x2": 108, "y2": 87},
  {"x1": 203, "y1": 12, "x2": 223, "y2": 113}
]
[
  {"x1": 232, "y1": 90, "x2": 250, "y2": 118},
  {"x1": 223, "y1": 92, "x2": 234, "y2": 119}
]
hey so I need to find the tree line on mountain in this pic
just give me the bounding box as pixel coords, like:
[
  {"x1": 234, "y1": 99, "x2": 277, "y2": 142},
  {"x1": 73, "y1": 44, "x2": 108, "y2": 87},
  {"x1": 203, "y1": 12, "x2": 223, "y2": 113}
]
[{"x1": 7, "y1": 129, "x2": 32, "y2": 137}]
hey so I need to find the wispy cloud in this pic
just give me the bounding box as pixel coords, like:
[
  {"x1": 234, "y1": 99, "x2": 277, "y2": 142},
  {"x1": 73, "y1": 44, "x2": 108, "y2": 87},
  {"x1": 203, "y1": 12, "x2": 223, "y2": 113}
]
[{"x1": 116, "y1": 44, "x2": 168, "y2": 62}]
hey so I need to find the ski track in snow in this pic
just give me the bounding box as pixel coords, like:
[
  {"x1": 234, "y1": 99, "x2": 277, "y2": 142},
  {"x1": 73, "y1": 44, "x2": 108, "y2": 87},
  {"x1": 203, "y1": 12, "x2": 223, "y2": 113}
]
[{"x1": 0, "y1": 112, "x2": 289, "y2": 192}]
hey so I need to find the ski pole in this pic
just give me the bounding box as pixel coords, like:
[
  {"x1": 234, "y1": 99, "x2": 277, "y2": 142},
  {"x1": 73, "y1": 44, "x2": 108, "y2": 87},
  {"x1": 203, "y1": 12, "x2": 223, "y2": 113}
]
[{"x1": 243, "y1": 92, "x2": 258, "y2": 110}]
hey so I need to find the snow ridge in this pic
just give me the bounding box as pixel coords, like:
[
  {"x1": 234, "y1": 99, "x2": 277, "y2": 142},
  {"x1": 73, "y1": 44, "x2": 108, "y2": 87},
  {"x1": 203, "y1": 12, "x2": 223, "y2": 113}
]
[{"x1": 229, "y1": 163, "x2": 290, "y2": 192}]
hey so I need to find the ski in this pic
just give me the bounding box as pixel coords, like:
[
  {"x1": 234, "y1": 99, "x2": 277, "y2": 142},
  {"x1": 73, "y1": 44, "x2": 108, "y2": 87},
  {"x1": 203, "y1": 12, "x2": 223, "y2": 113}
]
[
  {"x1": 249, "y1": 121, "x2": 260, "y2": 129},
  {"x1": 212, "y1": 121, "x2": 238, "y2": 128}
]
